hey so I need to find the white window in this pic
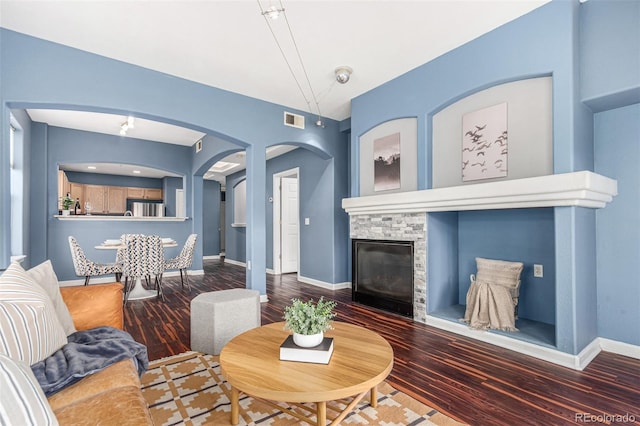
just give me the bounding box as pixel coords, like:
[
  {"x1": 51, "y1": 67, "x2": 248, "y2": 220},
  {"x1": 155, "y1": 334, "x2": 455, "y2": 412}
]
[{"x1": 232, "y1": 179, "x2": 246, "y2": 226}]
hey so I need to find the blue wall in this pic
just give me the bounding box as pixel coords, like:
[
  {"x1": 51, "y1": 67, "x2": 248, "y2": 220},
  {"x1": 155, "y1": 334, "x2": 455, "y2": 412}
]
[
  {"x1": 65, "y1": 171, "x2": 163, "y2": 189},
  {"x1": 0, "y1": 28, "x2": 350, "y2": 293},
  {"x1": 264, "y1": 148, "x2": 333, "y2": 280},
  {"x1": 39, "y1": 125, "x2": 192, "y2": 280},
  {"x1": 581, "y1": 0, "x2": 640, "y2": 111},
  {"x1": 202, "y1": 180, "x2": 221, "y2": 257},
  {"x1": 225, "y1": 171, "x2": 247, "y2": 263},
  {"x1": 348, "y1": 0, "x2": 640, "y2": 352},
  {"x1": 458, "y1": 209, "x2": 556, "y2": 325},
  {"x1": 163, "y1": 176, "x2": 183, "y2": 218},
  {"x1": 595, "y1": 104, "x2": 640, "y2": 346}
]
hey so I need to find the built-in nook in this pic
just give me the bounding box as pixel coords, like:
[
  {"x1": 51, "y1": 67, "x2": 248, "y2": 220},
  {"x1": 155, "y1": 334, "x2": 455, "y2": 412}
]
[
  {"x1": 343, "y1": 171, "x2": 618, "y2": 367},
  {"x1": 427, "y1": 208, "x2": 556, "y2": 348}
]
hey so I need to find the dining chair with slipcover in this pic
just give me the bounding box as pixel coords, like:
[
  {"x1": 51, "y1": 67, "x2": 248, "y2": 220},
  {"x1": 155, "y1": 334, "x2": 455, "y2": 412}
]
[
  {"x1": 164, "y1": 233, "x2": 197, "y2": 290},
  {"x1": 121, "y1": 234, "x2": 165, "y2": 304},
  {"x1": 68, "y1": 236, "x2": 123, "y2": 286}
]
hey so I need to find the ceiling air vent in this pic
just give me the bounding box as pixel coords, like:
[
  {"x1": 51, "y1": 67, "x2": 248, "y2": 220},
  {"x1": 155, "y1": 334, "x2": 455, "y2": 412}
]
[{"x1": 284, "y1": 111, "x2": 304, "y2": 129}]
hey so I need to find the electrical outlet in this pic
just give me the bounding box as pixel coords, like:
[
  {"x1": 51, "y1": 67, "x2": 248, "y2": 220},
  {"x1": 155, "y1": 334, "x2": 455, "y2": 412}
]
[
  {"x1": 533, "y1": 264, "x2": 543, "y2": 278},
  {"x1": 305, "y1": 218, "x2": 310, "y2": 225}
]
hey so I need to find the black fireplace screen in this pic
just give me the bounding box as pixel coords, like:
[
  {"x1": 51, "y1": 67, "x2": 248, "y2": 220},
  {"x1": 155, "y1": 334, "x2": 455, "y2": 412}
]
[{"x1": 352, "y1": 239, "x2": 414, "y2": 317}]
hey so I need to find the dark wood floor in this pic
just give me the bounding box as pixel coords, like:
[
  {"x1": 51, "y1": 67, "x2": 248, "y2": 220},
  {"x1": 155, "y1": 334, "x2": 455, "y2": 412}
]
[{"x1": 124, "y1": 259, "x2": 640, "y2": 425}]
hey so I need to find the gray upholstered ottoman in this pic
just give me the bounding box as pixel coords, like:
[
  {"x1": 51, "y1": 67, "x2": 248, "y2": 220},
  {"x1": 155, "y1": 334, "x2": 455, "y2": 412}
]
[{"x1": 190, "y1": 289, "x2": 261, "y2": 355}]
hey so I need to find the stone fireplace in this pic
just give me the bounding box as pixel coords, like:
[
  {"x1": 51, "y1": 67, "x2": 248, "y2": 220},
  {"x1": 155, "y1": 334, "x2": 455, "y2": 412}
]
[
  {"x1": 343, "y1": 171, "x2": 618, "y2": 369},
  {"x1": 350, "y1": 213, "x2": 427, "y2": 323},
  {"x1": 352, "y1": 239, "x2": 415, "y2": 317}
]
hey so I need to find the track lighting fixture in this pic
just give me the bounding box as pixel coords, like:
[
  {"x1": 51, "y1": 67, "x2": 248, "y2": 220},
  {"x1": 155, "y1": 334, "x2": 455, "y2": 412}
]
[
  {"x1": 262, "y1": 4, "x2": 284, "y2": 20},
  {"x1": 119, "y1": 116, "x2": 135, "y2": 136}
]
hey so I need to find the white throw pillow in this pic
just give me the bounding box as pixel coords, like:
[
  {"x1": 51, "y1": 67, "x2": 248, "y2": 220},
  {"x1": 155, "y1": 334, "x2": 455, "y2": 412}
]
[
  {"x1": 0, "y1": 263, "x2": 68, "y2": 364},
  {"x1": 0, "y1": 353, "x2": 59, "y2": 425},
  {"x1": 475, "y1": 257, "x2": 523, "y2": 290},
  {"x1": 27, "y1": 260, "x2": 76, "y2": 336}
]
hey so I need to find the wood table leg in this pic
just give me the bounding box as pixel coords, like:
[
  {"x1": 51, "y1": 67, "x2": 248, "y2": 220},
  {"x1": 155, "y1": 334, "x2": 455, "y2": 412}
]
[
  {"x1": 316, "y1": 401, "x2": 326, "y2": 426},
  {"x1": 230, "y1": 386, "x2": 239, "y2": 425},
  {"x1": 370, "y1": 386, "x2": 378, "y2": 408}
]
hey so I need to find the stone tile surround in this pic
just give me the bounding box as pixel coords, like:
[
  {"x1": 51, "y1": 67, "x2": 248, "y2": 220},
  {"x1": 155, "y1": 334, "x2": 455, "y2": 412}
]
[{"x1": 350, "y1": 213, "x2": 427, "y2": 323}]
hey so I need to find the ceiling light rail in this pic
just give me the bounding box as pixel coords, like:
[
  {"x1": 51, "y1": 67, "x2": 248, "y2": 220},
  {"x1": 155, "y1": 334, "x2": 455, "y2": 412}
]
[
  {"x1": 119, "y1": 116, "x2": 135, "y2": 136},
  {"x1": 257, "y1": 0, "x2": 326, "y2": 128}
]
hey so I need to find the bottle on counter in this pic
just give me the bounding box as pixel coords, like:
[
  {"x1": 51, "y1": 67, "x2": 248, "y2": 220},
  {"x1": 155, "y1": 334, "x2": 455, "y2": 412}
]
[{"x1": 74, "y1": 198, "x2": 81, "y2": 215}]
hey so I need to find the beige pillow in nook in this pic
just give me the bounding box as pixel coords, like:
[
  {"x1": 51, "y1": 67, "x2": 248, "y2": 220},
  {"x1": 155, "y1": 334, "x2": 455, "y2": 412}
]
[
  {"x1": 0, "y1": 263, "x2": 68, "y2": 365},
  {"x1": 27, "y1": 260, "x2": 76, "y2": 336},
  {"x1": 475, "y1": 257, "x2": 524, "y2": 290}
]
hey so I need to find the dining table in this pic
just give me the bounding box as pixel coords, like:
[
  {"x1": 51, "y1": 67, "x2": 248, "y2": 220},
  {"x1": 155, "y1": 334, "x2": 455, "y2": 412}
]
[{"x1": 95, "y1": 237, "x2": 178, "y2": 300}]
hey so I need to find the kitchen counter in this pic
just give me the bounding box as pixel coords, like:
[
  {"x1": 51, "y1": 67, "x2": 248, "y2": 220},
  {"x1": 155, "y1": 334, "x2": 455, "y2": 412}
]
[{"x1": 55, "y1": 215, "x2": 188, "y2": 221}]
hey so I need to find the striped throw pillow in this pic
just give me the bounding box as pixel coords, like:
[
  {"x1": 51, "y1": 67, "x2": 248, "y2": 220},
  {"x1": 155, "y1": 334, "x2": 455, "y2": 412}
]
[
  {"x1": 0, "y1": 263, "x2": 67, "y2": 365},
  {"x1": 0, "y1": 353, "x2": 59, "y2": 425}
]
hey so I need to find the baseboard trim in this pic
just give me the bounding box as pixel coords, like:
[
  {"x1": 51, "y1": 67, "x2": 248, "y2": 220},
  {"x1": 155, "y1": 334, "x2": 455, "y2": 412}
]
[
  {"x1": 223, "y1": 259, "x2": 246, "y2": 268},
  {"x1": 297, "y1": 275, "x2": 351, "y2": 291},
  {"x1": 426, "y1": 315, "x2": 593, "y2": 370},
  {"x1": 203, "y1": 255, "x2": 220, "y2": 260},
  {"x1": 59, "y1": 269, "x2": 204, "y2": 287},
  {"x1": 598, "y1": 338, "x2": 640, "y2": 360}
]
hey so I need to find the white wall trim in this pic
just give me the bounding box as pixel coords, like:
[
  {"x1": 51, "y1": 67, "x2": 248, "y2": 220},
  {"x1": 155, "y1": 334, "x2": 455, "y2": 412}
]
[
  {"x1": 203, "y1": 255, "x2": 220, "y2": 260},
  {"x1": 59, "y1": 269, "x2": 205, "y2": 287},
  {"x1": 343, "y1": 171, "x2": 617, "y2": 215},
  {"x1": 298, "y1": 275, "x2": 351, "y2": 291},
  {"x1": 266, "y1": 268, "x2": 275, "y2": 275},
  {"x1": 598, "y1": 338, "x2": 640, "y2": 360},
  {"x1": 224, "y1": 258, "x2": 246, "y2": 268},
  {"x1": 426, "y1": 315, "x2": 597, "y2": 370}
]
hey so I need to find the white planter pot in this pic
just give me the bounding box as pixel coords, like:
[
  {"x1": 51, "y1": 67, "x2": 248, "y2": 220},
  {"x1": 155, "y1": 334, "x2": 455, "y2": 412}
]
[
  {"x1": 62, "y1": 210, "x2": 71, "y2": 216},
  {"x1": 293, "y1": 332, "x2": 323, "y2": 348}
]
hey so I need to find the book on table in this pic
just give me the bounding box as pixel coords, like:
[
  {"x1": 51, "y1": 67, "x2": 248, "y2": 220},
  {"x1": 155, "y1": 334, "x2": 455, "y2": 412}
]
[{"x1": 279, "y1": 336, "x2": 334, "y2": 364}]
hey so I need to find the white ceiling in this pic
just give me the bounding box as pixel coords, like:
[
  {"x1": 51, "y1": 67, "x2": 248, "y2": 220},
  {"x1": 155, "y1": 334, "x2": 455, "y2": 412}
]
[{"x1": 2, "y1": 0, "x2": 550, "y2": 180}]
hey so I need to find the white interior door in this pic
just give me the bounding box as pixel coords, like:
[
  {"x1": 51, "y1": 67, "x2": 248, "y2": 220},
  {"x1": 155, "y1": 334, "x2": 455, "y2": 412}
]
[{"x1": 280, "y1": 177, "x2": 299, "y2": 273}]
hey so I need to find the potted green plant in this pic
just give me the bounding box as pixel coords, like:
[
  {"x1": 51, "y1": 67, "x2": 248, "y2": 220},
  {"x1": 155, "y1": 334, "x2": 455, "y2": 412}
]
[
  {"x1": 61, "y1": 194, "x2": 74, "y2": 216},
  {"x1": 283, "y1": 297, "x2": 337, "y2": 347}
]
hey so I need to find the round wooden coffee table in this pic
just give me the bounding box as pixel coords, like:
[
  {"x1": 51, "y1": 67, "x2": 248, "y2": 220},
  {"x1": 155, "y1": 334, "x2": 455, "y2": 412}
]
[{"x1": 219, "y1": 321, "x2": 394, "y2": 426}]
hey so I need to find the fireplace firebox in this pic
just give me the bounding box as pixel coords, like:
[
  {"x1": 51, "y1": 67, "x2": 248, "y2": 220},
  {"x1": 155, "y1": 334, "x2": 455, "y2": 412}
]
[{"x1": 352, "y1": 239, "x2": 414, "y2": 317}]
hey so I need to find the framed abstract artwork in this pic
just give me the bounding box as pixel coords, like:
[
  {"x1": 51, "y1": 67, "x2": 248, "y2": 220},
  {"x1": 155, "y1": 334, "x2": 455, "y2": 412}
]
[
  {"x1": 462, "y1": 102, "x2": 508, "y2": 182},
  {"x1": 373, "y1": 132, "x2": 401, "y2": 191}
]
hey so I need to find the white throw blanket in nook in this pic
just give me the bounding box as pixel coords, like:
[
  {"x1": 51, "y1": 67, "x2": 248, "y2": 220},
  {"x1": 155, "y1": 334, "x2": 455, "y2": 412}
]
[{"x1": 463, "y1": 276, "x2": 518, "y2": 332}]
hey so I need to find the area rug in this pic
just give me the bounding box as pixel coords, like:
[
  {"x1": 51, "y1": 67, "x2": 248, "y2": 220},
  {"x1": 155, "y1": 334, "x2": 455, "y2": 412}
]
[{"x1": 141, "y1": 351, "x2": 465, "y2": 425}]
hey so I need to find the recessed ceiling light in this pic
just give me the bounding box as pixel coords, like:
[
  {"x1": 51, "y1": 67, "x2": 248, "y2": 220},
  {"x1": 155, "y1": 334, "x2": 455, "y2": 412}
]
[
  {"x1": 133, "y1": 170, "x2": 141, "y2": 174},
  {"x1": 87, "y1": 166, "x2": 97, "y2": 170}
]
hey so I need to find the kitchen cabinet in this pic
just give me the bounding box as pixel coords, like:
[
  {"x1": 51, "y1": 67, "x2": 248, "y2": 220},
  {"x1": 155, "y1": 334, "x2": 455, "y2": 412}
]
[
  {"x1": 84, "y1": 185, "x2": 127, "y2": 214},
  {"x1": 84, "y1": 185, "x2": 107, "y2": 214},
  {"x1": 107, "y1": 187, "x2": 127, "y2": 213},
  {"x1": 127, "y1": 187, "x2": 163, "y2": 200},
  {"x1": 58, "y1": 171, "x2": 84, "y2": 212},
  {"x1": 144, "y1": 188, "x2": 163, "y2": 200},
  {"x1": 69, "y1": 183, "x2": 84, "y2": 213}
]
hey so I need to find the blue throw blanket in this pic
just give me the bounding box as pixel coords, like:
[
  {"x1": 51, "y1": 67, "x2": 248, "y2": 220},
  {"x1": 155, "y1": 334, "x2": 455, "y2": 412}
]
[{"x1": 31, "y1": 326, "x2": 148, "y2": 396}]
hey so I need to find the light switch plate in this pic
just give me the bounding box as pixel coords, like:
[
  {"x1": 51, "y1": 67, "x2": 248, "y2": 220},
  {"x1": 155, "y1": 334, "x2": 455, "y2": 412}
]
[{"x1": 533, "y1": 264, "x2": 543, "y2": 278}]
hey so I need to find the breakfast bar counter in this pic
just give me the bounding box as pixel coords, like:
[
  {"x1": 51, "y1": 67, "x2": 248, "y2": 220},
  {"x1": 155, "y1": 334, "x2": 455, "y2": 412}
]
[{"x1": 55, "y1": 215, "x2": 188, "y2": 221}]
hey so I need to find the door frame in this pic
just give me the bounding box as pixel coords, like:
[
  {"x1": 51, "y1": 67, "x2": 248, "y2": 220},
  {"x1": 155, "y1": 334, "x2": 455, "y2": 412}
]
[{"x1": 272, "y1": 167, "x2": 300, "y2": 276}]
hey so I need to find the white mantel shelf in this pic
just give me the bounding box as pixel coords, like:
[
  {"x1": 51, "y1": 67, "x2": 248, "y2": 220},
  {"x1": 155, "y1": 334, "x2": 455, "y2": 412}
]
[
  {"x1": 55, "y1": 216, "x2": 188, "y2": 221},
  {"x1": 342, "y1": 171, "x2": 617, "y2": 215}
]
